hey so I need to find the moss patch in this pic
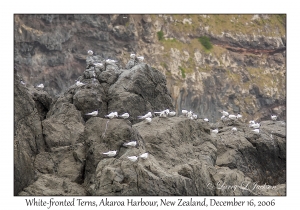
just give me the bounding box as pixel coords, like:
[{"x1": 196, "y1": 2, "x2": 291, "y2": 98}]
[{"x1": 179, "y1": 66, "x2": 186, "y2": 78}]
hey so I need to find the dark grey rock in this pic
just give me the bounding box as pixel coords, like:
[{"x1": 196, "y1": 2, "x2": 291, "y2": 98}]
[
  {"x1": 108, "y1": 64, "x2": 174, "y2": 124},
  {"x1": 14, "y1": 69, "x2": 46, "y2": 195},
  {"x1": 18, "y1": 174, "x2": 87, "y2": 196}
]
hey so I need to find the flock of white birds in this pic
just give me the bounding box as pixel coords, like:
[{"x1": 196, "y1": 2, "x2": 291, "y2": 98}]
[
  {"x1": 102, "y1": 138, "x2": 148, "y2": 163},
  {"x1": 27, "y1": 50, "x2": 280, "y2": 162}
]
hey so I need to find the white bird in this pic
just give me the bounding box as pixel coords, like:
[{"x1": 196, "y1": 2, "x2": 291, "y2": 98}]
[
  {"x1": 249, "y1": 120, "x2": 255, "y2": 124},
  {"x1": 86, "y1": 110, "x2": 98, "y2": 116},
  {"x1": 105, "y1": 112, "x2": 118, "y2": 119},
  {"x1": 145, "y1": 117, "x2": 152, "y2": 123},
  {"x1": 127, "y1": 156, "x2": 138, "y2": 162},
  {"x1": 211, "y1": 128, "x2": 219, "y2": 134},
  {"x1": 182, "y1": 110, "x2": 188, "y2": 116},
  {"x1": 87, "y1": 50, "x2": 93, "y2": 55},
  {"x1": 168, "y1": 111, "x2": 176, "y2": 117},
  {"x1": 228, "y1": 114, "x2": 237, "y2": 120},
  {"x1": 130, "y1": 53, "x2": 136, "y2": 59},
  {"x1": 139, "y1": 153, "x2": 148, "y2": 159},
  {"x1": 123, "y1": 141, "x2": 137, "y2": 147},
  {"x1": 137, "y1": 56, "x2": 144, "y2": 62},
  {"x1": 250, "y1": 123, "x2": 261, "y2": 129},
  {"x1": 138, "y1": 112, "x2": 152, "y2": 120},
  {"x1": 103, "y1": 150, "x2": 117, "y2": 157},
  {"x1": 106, "y1": 59, "x2": 117, "y2": 65},
  {"x1": 76, "y1": 81, "x2": 85, "y2": 87},
  {"x1": 94, "y1": 63, "x2": 103, "y2": 68},
  {"x1": 160, "y1": 112, "x2": 168, "y2": 118},
  {"x1": 187, "y1": 111, "x2": 193, "y2": 118},
  {"x1": 252, "y1": 129, "x2": 260, "y2": 134},
  {"x1": 232, "y1": 127, "x2": 237, "y2": 133},
  {"x1": 220, "y1": 110, "x2": 229, "y2": 116},
  {"x1": 237, "y1": 113, "x2": 242, "y2": 119},
  {"x1": 120, "y1": 113, "x2": 129, "y2": 119},
  {"x1": 37, "y1": 84, "x2": 44, "y2": 89},
  {"x1": 271, "y1": 115, "x2": 277, "y2": 121},
  {"x1": 155, "y1": 109, "x2": 169, "y2": 116},
  {"x1": 204, "y1": 118, "x2": 209, "y2": 122},
  {"x1": 20, "y1": 81, "x2": 25, "y2": 85},
  {"x1": 192, "y1": 114, "x2": 197, "y2": 120}
]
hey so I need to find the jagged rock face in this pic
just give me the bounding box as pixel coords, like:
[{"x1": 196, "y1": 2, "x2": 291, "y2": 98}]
[
  {"x1": 84, "y1": 117, "x2": 216, "y2": 196},
  {"x1": 18, "y1": 174, "x2": 86, "y2": 196},
  {"x1": 14, "y1": 14, "x2": 286, "y2": 123},
  {"x1": 15, "y1": 50, "x2": 286, "y2": 196},
  {"x1": 14, "y1": 68, "x2": 46, "y2": 195},
  {"x1": 214, "y1": 119, "x2": 286, "y2": 186},
  {"x1": 108, "y1": 64, "x2": 174, "y2": 123}
]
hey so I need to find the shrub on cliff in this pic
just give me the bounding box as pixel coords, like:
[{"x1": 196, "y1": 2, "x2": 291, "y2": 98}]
[
  {"x1": 157, "y1": 31, "x2": 164, "y2": 41},
  {"x1": 198, "y1": 36, "x2": 213, "y2": 50}
]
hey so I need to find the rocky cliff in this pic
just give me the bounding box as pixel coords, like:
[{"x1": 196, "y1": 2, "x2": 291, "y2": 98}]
[
  {"x1": 15, "y1": 55, "x2": 286, "y2": 196},
  {"x1": 14, "y1": 14, "x2": 286, "y2": 123}
]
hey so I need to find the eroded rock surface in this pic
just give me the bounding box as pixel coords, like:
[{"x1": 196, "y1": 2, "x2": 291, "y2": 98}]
[{"x1": 15, "y1": 55, "x2": 285, "y2": 196}]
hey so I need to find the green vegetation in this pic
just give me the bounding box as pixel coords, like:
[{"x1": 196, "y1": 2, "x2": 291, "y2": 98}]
[
  {"x1": 179, "y1": 66, "x2": 186, "y2": 78},
  {"x1": 163, "y1": 14, "x2": 286, "y2": 37},
  {"x1": 157, "y1": 31, "x2": 164, "y2": 41},
  {"x1": 198, "y1": 36, "x2": 213, "y2": 50}
]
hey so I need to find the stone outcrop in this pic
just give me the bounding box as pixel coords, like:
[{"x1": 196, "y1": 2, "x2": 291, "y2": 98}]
[
  {"x1": 15, "y1": 55, "x2": 286, "y2": 196},
  {"x1": 14, "y1": 14, "x2": 286, "y2": 123},
  {"x1": 14, "y1": 67, "x2": 46, "y2": 195}
]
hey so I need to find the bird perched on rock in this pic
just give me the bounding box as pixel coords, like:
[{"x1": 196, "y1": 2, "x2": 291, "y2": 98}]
[
  {"x1": 20, "y1": 80, "x2": 25, "y2": 85},
  {"x1": 252, "y1": 129, "x2": 260, "y2": 134},
  {"x1": 105, "y1": 112, "x2": 118, "y2": 119},
  {"x1": 221, "y1": 116, "x2": 226, "y2": 121},
  {"x1": 192, "y1": 114, "x2": 197, "y2": 120},
  {"x1": 87, "y1": 50, "x2": 93, "y2": 56},
  {"x1": 220, "y1": 110, "x2": 229, "y2": 117},
  {"x1": 37, "y1": 84, "x2": 44, "y2": 89},
  {"x1": 211, "y1": 128, "x2": 219, "y2": 134},
  {"x1": 138, "y1": 112, "x2": 152, "y2": 119},
  {"x1": 145, "y1": 117, "x2": 152, "y2": 123},
  {"x1": 155, "y1": 109, "x2": 169, "y2": 117},
  {"x1": 182, "y1": 110, "x2": 188, "y2": 116},
  {"x1": 228, "y1": 114, "x2": 237, "y2": 120},
  {"x1": 250, "y1": 123, "x2": 261, "y2": 129},
  {"x1": 105, "y1": 59, "x2": 117, "y2": 65},
  {"x1": 76, "y1": 81, "x2": 85, "y2": 87},
  {"x1": 139, "y1": 153, "x2": 148, "y2": 160},
  {"x1": 156, "y1": 109, "x2": 169, "y2": 118},
  {"x1": 85, "y1": 110, "x2": 98, "y2": 116},
  {"x1": 123, "y1": 141, "x2": 137, "y2": 147},
  {"x1": 103, "y1": 150, "x2": 117, "y2": 157},
  {"x1": 249, "y1": 120, "x2": 255, "y2": 124},
  {"x1": 168, "y1": 111, "x2": 176, "y2": 117},
  {"x1": 94, "y1": 63, "x2": 103, "y2": 67},
  {"x1": 204, "y1": 118, "x2": 209, "y2": 122},
  {"x1": 126, "y1": 54, "x2": 137, "y2": 69},
  {"x1": 232, "y1": 127, "x2": 237, "y2": 133},
  {"x1": 127, "y1": 156, "x2": 138, "y2": 162},
  {"x1": 119, "y1": 113, "x2": 129, "y2": 119},
  {"x1": 137, "y1": 56, "x2": 144, "y2": 63},
  {"x1": 271, "y1": 115, "x2": 277, "y2": 121},
  {"x1": 187, "y1": 111, "x2": 193, "y2": 118},
  {"x1": 237, "y1": 113, "x2": 242, "y2": 119}
]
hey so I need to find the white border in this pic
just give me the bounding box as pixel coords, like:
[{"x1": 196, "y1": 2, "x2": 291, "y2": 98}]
[{"x1": 3, "y1": 0, "x2": 297, "y2": 209}]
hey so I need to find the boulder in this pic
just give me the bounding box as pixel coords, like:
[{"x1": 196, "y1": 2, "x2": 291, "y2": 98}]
[{"x1": 108, "y1": 64, "x2": 174, "y2": 124}]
